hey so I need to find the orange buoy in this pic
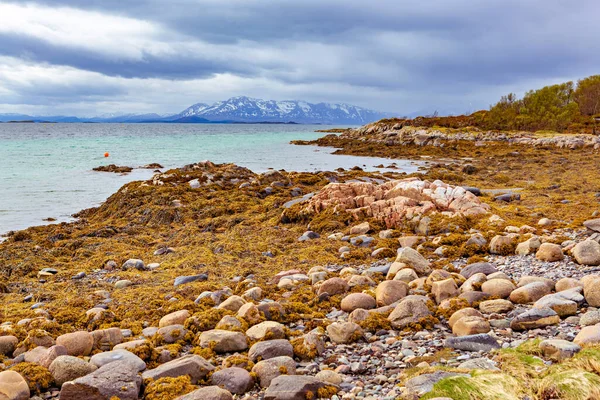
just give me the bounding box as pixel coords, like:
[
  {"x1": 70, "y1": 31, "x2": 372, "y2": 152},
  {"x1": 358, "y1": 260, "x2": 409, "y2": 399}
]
[{"x1": 104, "y1": 152, "x2": 110, "y2": 158}]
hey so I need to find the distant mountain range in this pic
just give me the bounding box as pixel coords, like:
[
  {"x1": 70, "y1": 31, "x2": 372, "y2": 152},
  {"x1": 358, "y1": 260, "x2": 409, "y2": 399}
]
[{"x1": 0, "y1": 96, "x2": 392, "y2": 125}]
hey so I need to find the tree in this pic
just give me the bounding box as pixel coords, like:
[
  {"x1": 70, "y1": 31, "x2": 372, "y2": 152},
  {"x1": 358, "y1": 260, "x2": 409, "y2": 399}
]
[{"x1": 574, "y1": 75, "x2": 600, "y2": 134}]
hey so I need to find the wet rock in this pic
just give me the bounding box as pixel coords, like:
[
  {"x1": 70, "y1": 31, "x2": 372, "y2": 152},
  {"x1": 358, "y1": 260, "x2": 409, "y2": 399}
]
[
  {"x1": 59, "y1": 360, "x2": 142, "y2": 400},
  {"x1": 49, "y1": 355, "x2": 97, "y2": 387},
  {"x1": 141, "y1": 354, "x2": 214, "y2": 384}
]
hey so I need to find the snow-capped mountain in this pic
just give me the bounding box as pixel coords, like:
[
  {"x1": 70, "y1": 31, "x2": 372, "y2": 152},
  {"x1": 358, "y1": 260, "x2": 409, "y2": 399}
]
[
  {"x1": 174, "y1": 96, "x2": 389, "y2": 124},
  {"x1": 0, "y1": 97, "x2": 391, "y2": 124}
]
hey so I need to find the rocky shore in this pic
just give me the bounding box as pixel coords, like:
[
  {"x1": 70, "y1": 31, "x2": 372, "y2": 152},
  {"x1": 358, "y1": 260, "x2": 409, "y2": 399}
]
[{"x1": 2, "y1": 124, "x2": 600, "y2": 399}]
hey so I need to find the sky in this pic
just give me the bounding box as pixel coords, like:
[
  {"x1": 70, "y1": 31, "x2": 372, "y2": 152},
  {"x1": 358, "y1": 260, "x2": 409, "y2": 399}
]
[{"x1": 0, "y1": 1, "x2": 599, "y2": 117}]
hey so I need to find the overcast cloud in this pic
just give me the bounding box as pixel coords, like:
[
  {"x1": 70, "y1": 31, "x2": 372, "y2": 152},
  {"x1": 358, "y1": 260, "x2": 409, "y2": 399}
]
[{"x1": 0, "y1": 0, "x2": 599, "y2": 116}]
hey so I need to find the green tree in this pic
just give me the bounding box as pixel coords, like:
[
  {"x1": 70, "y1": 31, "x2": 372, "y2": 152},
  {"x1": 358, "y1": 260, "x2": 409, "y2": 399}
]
[{"x1": 574, "y1": 75, "x2": 600, "y2": 134}]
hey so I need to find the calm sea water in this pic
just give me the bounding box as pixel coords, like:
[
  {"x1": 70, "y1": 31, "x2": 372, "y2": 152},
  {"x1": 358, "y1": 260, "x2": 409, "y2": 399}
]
[{"x1": 0, "y1": 123, "x2": 420, "y2": 234}]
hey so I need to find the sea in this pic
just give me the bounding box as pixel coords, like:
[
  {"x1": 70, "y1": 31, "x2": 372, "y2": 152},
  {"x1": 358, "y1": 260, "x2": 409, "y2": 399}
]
[{"x1": 0, "y1": 123, "x2": 421, "y2": 235}]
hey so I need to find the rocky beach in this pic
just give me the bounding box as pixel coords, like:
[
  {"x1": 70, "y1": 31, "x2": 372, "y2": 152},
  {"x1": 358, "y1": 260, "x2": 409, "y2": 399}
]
[{"x1": 3, "y1": 120, "x2": 600, "y2": 400}]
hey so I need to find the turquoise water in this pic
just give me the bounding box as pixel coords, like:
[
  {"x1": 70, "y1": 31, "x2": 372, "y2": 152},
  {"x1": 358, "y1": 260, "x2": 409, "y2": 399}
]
[{"x1": 0, "y1": 123, "x2": 420, "y2": 234}]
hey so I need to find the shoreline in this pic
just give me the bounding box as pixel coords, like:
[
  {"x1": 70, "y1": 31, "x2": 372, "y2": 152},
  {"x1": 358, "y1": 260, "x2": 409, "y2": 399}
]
[{"x1": 2, "y1": 122, "x2": 600, "y2": 399}]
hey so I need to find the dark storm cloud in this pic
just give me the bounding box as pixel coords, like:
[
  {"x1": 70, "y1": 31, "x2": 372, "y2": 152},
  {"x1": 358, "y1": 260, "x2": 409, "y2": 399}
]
[{"x1": 1, "y1": 0, "x2": 600, "y2": 114}]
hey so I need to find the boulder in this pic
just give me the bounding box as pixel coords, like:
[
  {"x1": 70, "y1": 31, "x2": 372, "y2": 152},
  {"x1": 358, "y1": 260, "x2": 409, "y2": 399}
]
[
  {"x1": 90, "y1": 327, "x2": 123, "y2": 351},
  {"x1": 393, "y1": 268, "x2": 419, "y2": 283},
  {"x1": 583, "y1": 218, "x2": 600, "y2": 232},
  {"x1": 56, "y1": 331, "x2": 94, "y2": 356},
  {"x1": 199, "y1": 330, "x2": 248, "y2": 353},
  {"x1": 452, "y1": 316, "x2": 490, "y2": 336},
  {"x1": 535, "y1": 243, "x2": 564, "y2": 262},
  {"x1": 516, "y1": 276, "x2": 555, "y2": 290},
  {"x1": 375, "y1": 280, "x2": 408, "y2": 306},
  {"x1": 49, "y1": 355, "x2": 97, "y2": 387},
  {"x1": 581, "y1": 310, "x2": 600, "y2": 326},
  {"x1": 59, "y1": 360, "x2": 142, "y2": 400},
  {"x1": 460, "y1": 262, "x2": 497, "y2": 279},
  {"x1": 350, "y1": 222, "x2": 370, "y2": 235},
  {"x1": 583, "y1": 275, "x2": 600, "y2": 307},
  {"x1": 264, "y1": 375, "x2": 337, "y2": 400},
  {"x1": 448, "y1": 308, "x2": 483, "y2": 329},
  {"x1": 572, "y1": 240, "x2": 600, "y2": 266},
  {"x1": 141, "y1": 354, "x2": 214, "y2": 384},
  {"x1": 431, "y1": 278, "x2": 459, "y2": 304},
  {"x1": 237, "y1": 303, "x2": 262, "y2": 325},
  {"x1": 218, "y1": 296, "x2": 246, "y2": 312},
  {"x1": 388, "y1": 298, "x2": 432, "y2": 329},
  {"x1": 574, "y1": 325, "x2": 600, "y2": 345},
  {"x1": 159, "y1": 310, "x2": 190, "y2": 327},
  {"x1": 252, "y1": 356, "x2": 297, "y2": 388},
  {"x1": 326, "y1": 322, "x2": 363, "y2": 344},
  {"x1": 248, "y1": 339, "x2": 293, "y2": 362},
  {"x1": 211, "y1": 367, "x2": 254, "y2": 395},
  {"x1": 539, "y1": 339, "x2": 581, "y2": 361},
  {"x1": 478, "y1": 299, "x2": 514, "y2": 314},
  {"x1": 317, "y1": 278, "x2": 349, "y2": 296},
  {"x1": 0, "y1": 336, "x2": 18, "y2": 357},
  {"x1": 175, "y1": 386, "x2": 233, "y2": 400},
  {"x1": 481, "y1": 279, "x2": 516, "y2": 299},
  {"x1": 340, "y1": 293, "x2": 376, "y2": 312},
  {"x1": 533, "y1": 294, "x2": 578, "y2": 317},
  {"x1": 509, "y1": 282, "x2": 552, "y2": 304},
  {"x1": 445, "y1": 334, "x2": 501, "y2": 352},
  {"x1": 515, "y1": 237, "x2": 541, "y2": 255},
  {"x1": 556, "y1": 278, "x2": 583, "y2": 292},
  {"x1": 510, "y1": 308, "x2": 560, "y2": 331},
  {"x1": 460, "y1": 273, "x2": 487, "y2": 293},
  {"x1": 156, "y1": 324, "x2": 187, "y2": 343},
  {"x1": 489, "y1": 236, "x2": 514, "y2": 254},
  {"x1": 0, "y1": 370, "x2": 29, "y2": 400},
  {"x1": 89, "y1": 349, "x2": 146, "y2": 372},
  {"x1": 246, "y1": 321, "x2": 285, "y2": 341},
  {"x1": 395, "y1": 248, "x2": 431, "y2": 276}
]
